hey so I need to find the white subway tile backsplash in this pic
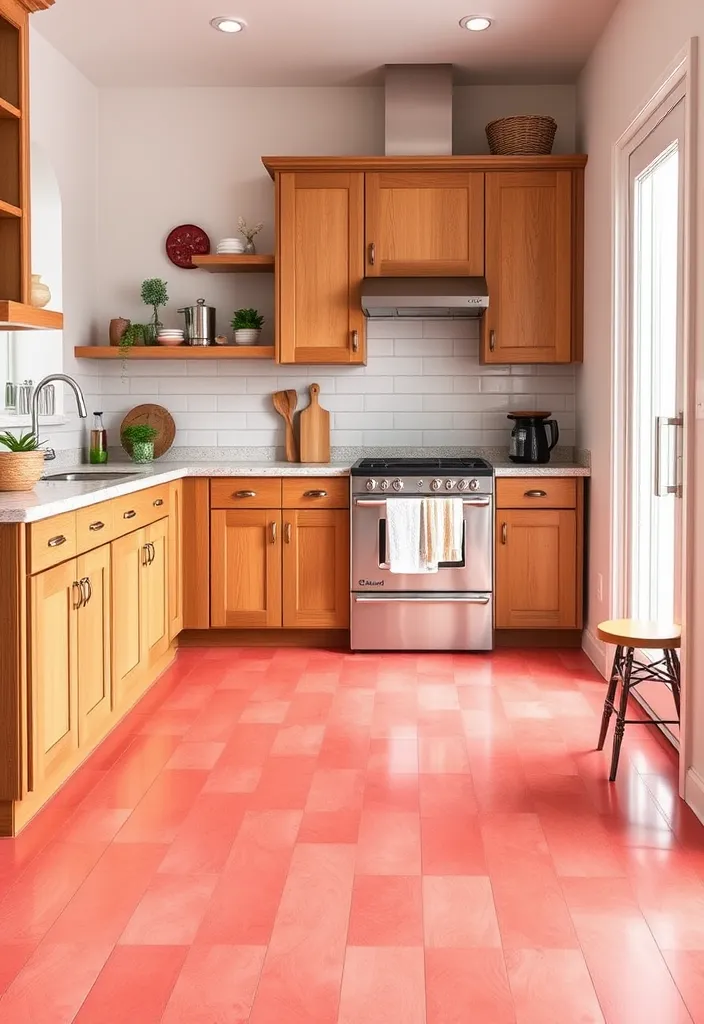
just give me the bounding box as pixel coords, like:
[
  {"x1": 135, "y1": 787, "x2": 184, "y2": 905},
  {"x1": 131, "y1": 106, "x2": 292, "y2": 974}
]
[{"x1": 85, "y1": 321, "x2": 576, "y2": 452}]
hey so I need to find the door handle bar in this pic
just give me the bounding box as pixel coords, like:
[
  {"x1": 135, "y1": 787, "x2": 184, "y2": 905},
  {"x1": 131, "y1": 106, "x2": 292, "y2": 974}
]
[
  {"x1": 655, "y1": 415, "x2": 683, "y2": 497},
  {"x1": 353, "y1": 594, "x2": 491, "y2": 605},
  {"x1": 354, "y1": 497, "x2": 491, "y2": 508}
]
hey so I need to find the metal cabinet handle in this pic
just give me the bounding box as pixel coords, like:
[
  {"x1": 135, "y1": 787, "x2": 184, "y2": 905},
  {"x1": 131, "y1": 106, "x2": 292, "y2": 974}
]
[
  {"x1": 270, "y1": 521, "x2": 277, "y2": 544},
  {"x1": 88, "y1": 521, "x2": 104, "y2": 532},
  {"x1": 123, "y1": 509, "x2": 137, "y2": 520},
  {"x1": 148, "y1": 541, "x2": 155, "y2": 565},
  {"x1": 80, "y1": 576, "x2": 92, "y2": 606},
  {"x1": 524, "y1": 489, "x2": 547, "y2": 498},
  {"x1": 142, "y1": 543, "x2": 150, "y2": 566},
  {"x1": 352, "y1": 329, "x2": 359, "y2": 353},
  {"x1": 235, "y1": 490, "x2": 257, "y2": 498},
  {"x1": 489, "y1": 330, "x2": 496, "y2": 352},
  {"x1": 72, "y1": 580, "x2": 83, "y2": 609},
  {"x1": 368, "y1": 242, "x2": 376, "y2": 266},
  {"x1": 304, "y1": 489, "x2": 328, "y2": 498},
  {"x1": 284, "y1": 522, "x2": 292, "y2": 544},
  {"x1": 501, "y1": 522, "x2": 507, "y2": 545},
  {"x1": 655, "y1": 414, "x2": 684, "y2": 496},
  {"x1": 48, "y1": 534, "x2": 66, "y2": 548},
  {"x1": 153, "y1": 498, "x2": 164, "y2": 507}
]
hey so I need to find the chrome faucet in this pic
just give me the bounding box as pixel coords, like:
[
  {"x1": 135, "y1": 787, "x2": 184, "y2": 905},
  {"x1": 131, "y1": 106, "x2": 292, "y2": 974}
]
[{"x1": 31, "y1": 374, "x2": 88, "y2": 461}]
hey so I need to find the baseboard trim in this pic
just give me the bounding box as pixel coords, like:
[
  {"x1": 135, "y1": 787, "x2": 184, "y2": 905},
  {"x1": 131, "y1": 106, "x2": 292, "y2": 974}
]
[
  {"x1": 178, "y1": 629, "x2": 350, "y2": 649},
  {"x1": 685, "y1": 768, "x2": 704, "y2": 825},
  {"x1": 494, "y1": 629, "x2": 582, "y2": 649},
  {"x1": 582, "y1": 627, "x2": 609, "y2": 679}
]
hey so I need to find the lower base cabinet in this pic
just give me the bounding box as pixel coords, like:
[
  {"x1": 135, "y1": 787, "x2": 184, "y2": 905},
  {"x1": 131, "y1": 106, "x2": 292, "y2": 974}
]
[
  {"x1": 211, "y1": 509, "x2": 282, "y2": 628},
  {"x1": 76, "y1": 544, "x2": 112, "y2": 748},
  {"x1": 283, "y1": 509, "x2": 349, "y2": 628}
]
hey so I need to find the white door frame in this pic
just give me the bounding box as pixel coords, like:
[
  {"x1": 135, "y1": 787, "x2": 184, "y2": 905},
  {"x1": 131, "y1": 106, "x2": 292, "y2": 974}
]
[{"x1": 611, "y1": 38, "x2": 697, "y2": 794}]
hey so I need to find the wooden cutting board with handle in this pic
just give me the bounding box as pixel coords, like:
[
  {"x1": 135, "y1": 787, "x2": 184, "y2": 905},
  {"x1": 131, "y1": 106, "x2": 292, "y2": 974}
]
[{"x1": 299, "y1": 383, "x2": 330, "y2": 464}]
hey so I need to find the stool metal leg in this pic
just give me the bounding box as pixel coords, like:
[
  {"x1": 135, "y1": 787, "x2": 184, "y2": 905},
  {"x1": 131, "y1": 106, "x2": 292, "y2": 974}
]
[
  {"x1": 598, "y1": 645, "x2": 622, "y2": 751},
  {"x1": 610, "y1": 646, "x2": 634, "y2": 782},
  {"x1": 665, "y1": 648, "x2": 681, "y2": 720}
]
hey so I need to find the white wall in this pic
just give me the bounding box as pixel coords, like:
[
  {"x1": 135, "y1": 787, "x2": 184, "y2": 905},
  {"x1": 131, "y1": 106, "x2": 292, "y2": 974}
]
[
  {"x1": 29, "y1": 28, "x2": 98, "y2": 449},
  {"x1": 578, "y1": 0, "x2": 704, "y2": 811}
]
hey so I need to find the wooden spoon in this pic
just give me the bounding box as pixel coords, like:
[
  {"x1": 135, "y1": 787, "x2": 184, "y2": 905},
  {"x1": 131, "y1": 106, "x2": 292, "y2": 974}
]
[{"x1": 272, "y1": 389, "x2": 298, "y2": 462}]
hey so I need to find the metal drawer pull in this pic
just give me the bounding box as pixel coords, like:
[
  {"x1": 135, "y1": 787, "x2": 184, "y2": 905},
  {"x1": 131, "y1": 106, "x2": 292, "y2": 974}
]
[
  {"x1": 489, "y1": 330, "x2": 496, "y2": 352},
  {"x1": 72, "y1": 580, "x2": 83, "y2": 609},
  {"x1": 235, "y1": 490, "x2": 257, "y2": 498},
  {"x1": 501, "y1": 522, "x2": 507, "y2": 545},
  {"x1": 48, "y1": 534, "x2": 66, "y2": 548},
  {"x1": 524, "y1": 489, "x2": 547, "y2": 498},
  {"x1": 354, "y1": 595, "x2": 491, "y2": 605},
  {"x1": 88, "y1": 521, "x2": 105, "y2": 532},
  {"x1": 142, "y1": 543, "x2": 150, "y2": 566},
  {"x1": 80, "y1": 576, "x2": 92, "y2": 606},
  {"x1": 123, "y1": 509, "x2": 137, "y2": 519},
  {"x1": 352, "y1": 330, "x2": 359, "y2": 353},
  {"x1": 148, "y1": 542, "x2": 155, "y2": 565},
  {"x1": 153, "y1": 498, "x2": 164, "y2": 507},
  {"x1": 304, "y1": 489, "x2": 328, "y2": 498},
  {"x1": 369, "y1": 241, "x2": 376, "y2": 266},
  {"x1": 285, "y1": 522, "x2": 292, "y2": 544},
  {"x1": 270, "y1": 521, "x2": 277, "y2": 544}
]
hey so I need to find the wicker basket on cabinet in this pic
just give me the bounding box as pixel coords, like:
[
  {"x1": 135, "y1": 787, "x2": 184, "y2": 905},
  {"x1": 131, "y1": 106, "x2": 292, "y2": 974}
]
[{"x1": 485, "y1": 115, "x2": 557, "y2": 155}]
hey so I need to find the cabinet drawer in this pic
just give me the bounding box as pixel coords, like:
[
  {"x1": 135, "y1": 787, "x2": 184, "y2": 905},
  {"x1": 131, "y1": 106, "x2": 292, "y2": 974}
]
[
  {"x1": 29, "y1": 511, "x2": 77, "y2": 573},
  {"x1": 496, "y1": 478, "x2": 577, "y2": 509},
  {"x1": 211, "y1": 478, "x2": 282, "y2": 509},
  {"x1": 282, "y1": 477, "x2": 349, "y2": 509},
  {"x1": 112, "y1": 485, "x2": 170, "y2": 535},
  {"x1": 76, "y1": 500, "x2": 116, "y2": 552}
]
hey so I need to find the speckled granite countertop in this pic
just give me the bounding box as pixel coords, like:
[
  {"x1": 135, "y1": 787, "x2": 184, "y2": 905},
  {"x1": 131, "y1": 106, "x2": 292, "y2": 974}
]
[{"x1": 0, "y1": 456, "x2": 590, "y2": 523}]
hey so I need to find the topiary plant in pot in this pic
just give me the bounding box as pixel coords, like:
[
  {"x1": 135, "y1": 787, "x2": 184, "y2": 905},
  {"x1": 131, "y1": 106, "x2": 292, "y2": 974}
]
[
  {"x1": 0, "y1": 431, "x2": 45, "y2": 492},
  {"x1": 141, "y1": 278, "x2": 169, "y2": 346},
  {"x1": 121, "y1": 423, "x2": 159, "y2": 464},
  {"x1": 231, "y1": 307, "x2": 264, "y2": 346}
]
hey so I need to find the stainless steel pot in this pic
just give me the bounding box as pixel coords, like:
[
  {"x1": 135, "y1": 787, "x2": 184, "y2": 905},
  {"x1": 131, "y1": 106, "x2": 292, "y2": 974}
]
[{"x1": 177, "y1": 298, "x2": 216, "y2": 346}]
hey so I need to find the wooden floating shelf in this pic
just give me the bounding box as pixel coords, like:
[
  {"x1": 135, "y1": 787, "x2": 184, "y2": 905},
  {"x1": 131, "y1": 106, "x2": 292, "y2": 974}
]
[
  {"x1": 0, "y1": 97, "x2": 21, "y2": 119},
  {"x1": 191, "y1": 254, "x2": 275, "y2": 273},
  {"x1": 0, "y1": 302, "x2": 63, "y2": 330},
  {"x1": 74, "y1": 345, "x2": 275, "y2": 360},
  {"x1": 0, "y1": 199, "x2": 22, "y2": 218}
]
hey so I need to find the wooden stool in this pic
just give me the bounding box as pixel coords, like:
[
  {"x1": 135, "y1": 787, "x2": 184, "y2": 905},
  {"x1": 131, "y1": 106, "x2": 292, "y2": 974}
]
[{"x1": 596, "y1": 619, "x2": 681, "y2": 781}]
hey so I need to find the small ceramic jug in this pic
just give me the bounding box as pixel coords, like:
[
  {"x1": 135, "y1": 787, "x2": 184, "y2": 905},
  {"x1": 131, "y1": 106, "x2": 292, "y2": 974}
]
[{"x1": 30, "y1": 274, "x2": 51, "y2": 309}]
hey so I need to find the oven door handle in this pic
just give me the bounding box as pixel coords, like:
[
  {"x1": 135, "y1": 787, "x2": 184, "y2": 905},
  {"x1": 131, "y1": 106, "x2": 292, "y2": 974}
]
[
  {"x1": 353, "y1": 497, "x2": 491, "y2": 508},
  {"x1": 353, "y1": 594, "x2": 491, "y2": 605}
]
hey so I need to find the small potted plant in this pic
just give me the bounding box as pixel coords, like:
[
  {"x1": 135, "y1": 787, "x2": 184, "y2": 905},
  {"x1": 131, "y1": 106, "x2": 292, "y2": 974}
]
[
  {"x1": 141, "y1": 278, "x2": 169, "y2": 345},
  {"x1": 121, "y1": 423, "x2": 158, "y2": 464},
  {"x1": 0, "y1": 431, "x2": 45, "y2": 491},
  {"x1": 237, "y1": 217, "x2": 263, "y2": 255},
  {"x1": 231, "y1": 307, "x2": 264, "y2": 345}
]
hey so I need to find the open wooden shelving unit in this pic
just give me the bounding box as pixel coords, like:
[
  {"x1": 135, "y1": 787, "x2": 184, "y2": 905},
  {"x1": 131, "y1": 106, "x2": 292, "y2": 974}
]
[
  {"x1": 74, "y1": 345, "x2": 275, "y2": 361},
  {"x1": 192, "y1": 254, "x2": 275, "y2": 273},
  {"x1": 0, "y1": 0, "x2": 63, "y2": 330}
]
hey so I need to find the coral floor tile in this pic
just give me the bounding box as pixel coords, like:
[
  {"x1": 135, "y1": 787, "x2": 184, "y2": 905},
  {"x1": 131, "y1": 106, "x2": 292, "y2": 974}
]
[{"x1": 0, "y1": 647, "x2": 700, "y2": 1023}]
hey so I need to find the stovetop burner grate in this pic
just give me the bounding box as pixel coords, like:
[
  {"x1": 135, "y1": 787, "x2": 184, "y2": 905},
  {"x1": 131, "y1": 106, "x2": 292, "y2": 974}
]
[{"x1": 352, "y1": 457, "x2": 493, "y2": 476}]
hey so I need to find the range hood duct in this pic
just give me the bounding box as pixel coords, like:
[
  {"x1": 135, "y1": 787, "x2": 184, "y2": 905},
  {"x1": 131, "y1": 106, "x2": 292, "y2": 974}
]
[
  {"x1": 362, "y1": 278, "x2": 489, "y2": 319},
  {"x1": 384, "y1": 64, "x2": 453, "y2": 156}
]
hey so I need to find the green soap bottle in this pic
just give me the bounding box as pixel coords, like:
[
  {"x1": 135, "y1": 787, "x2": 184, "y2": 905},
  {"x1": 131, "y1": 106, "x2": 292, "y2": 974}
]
[{"x1": 89, "y1": 411, "x2": 108, "y2": 464}]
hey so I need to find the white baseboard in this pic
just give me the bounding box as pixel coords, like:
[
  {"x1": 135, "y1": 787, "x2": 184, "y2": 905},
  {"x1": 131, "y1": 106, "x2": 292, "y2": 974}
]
[
  {"x1": 582, "y1": 628, "x2": 609, "y2": 679},
  {"x1": 685, "y1": 768, "x2": 704, "y2": 825}
]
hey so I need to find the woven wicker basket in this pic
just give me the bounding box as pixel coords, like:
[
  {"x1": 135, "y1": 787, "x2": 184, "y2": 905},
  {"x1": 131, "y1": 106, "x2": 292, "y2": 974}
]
[
  {"x1": 485, "y1": 115, "x2": 557, "y2": 155},
  {"x1": 0, "y1": 451, "x2": 45, "y2": 492}
]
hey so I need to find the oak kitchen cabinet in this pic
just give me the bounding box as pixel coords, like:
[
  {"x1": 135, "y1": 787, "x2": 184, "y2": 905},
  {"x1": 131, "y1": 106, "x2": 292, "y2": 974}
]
[
  {"x1": 495, "y1": 477, "x2": 583, "y2": 630},
  {"x1": 210, "y1": 509, "x2": 283, "y2": 628},
  {"x1": 283, "y1": 509, "x2": 350, "y2": 629},
  {"x1": 168, "y1": 479, "x2": 184, "y2": 640}
]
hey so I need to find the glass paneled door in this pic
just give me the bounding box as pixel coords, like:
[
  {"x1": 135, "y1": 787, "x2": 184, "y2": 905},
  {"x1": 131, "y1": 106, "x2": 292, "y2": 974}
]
[{"x1": 626, "y1": 90, "x2": 685, "y2": 739}]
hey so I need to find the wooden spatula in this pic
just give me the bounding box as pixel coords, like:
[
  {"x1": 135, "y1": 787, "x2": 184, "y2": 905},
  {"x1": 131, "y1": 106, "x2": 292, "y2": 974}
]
[{"x1": 272, "y1": 389, "x2": 298, "y2": 462}]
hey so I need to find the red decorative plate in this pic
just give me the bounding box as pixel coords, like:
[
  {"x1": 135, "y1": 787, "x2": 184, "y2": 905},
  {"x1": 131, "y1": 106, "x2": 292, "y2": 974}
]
[{"x1": 165, "y1": 224, "x2": 211, "y2": 269}]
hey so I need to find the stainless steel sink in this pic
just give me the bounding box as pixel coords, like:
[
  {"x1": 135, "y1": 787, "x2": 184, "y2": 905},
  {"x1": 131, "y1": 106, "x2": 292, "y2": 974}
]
[{"x1": 43, "y1": 471, "x2": 139, "y2": 482}]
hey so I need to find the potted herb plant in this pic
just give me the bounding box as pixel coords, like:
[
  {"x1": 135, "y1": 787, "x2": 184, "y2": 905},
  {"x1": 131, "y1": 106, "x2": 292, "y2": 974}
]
[
  {"x1": 121, "y1": 423, "x2": 158, "y2": 464},
  {"x1": 231, "y1": 307, "x2": 264, "y2": 346},
  {"x1": 141, "y1": 278, "x2": 169, "y2": 345},
  {"x1": 0, "y1": 431, "x2": 45, "y2": 491}
]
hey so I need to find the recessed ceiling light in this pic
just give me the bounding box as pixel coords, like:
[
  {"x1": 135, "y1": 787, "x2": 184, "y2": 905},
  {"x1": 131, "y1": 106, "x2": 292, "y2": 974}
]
[
  {"x1": 210, "y1": 16, "x2": 245, "y2": 33},
  {"x1": 460, "y1": 16, "x2": 492, "y2": 31}
]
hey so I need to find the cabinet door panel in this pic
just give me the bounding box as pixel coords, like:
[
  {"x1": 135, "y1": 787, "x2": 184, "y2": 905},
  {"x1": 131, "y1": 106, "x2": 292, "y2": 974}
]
[
  {"x1": 112, "y1": 528, "x2": 146, "y2": 706},
  {"x1": 211, "y1": 510, "x2": 282, "y2": 628},
  {"x1": 145, "y1": 518, "x2": 169, "y2": 666},
  {"x1": 483, "y1": 171, "x2": 573, "y2": 363},
  {"x1": 278, "y1": 171, "x2": 365, "y2": 364},
  {"x1": 76, "y1": 544, "x2": 112, "y2": 747},
  {"x1": 168, "y1": 480, "x2": 183, "y2": 640},
  {"x1": 283, "y1": 509, "x2": 349, "y2": 629},
  {"x1": 366, "y1": 171, "x2": 484, "y2": 277},
  {"x1": 29, "y1": 559, "x2": 78, "y2": 790},
  {"x1": 495, "y1": 509, "x2": 577, "y2": 629}
]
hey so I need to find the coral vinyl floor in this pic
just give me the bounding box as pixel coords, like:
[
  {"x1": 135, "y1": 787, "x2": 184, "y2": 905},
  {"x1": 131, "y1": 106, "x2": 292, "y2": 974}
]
[{"x1": 0, "y1": 647, "x2": 703, "y2": 1023}]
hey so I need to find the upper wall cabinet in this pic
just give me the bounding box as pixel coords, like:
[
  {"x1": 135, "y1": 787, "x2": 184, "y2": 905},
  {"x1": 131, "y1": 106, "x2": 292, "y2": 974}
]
[
  {"x1": 365, "y1": 171, "x2": 484, "y2": 277},
  {"x1": 482, "y1": 169, "x2": 583, "y2": 364},
  {"x1": 277, "y1": 171, "x2": 366, "y2": 365}
]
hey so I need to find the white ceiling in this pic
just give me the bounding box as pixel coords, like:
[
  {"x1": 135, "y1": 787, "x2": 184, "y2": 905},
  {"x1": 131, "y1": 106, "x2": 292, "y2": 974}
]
[{"x1": 35, "y1": 0, "x2": 619, "y2": 87}]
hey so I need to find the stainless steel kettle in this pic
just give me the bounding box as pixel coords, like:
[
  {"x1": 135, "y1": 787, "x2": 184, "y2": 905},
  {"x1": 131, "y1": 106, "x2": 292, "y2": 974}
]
[{"x1": 177, "y1": 298, "x2": 216, "y2": 346}]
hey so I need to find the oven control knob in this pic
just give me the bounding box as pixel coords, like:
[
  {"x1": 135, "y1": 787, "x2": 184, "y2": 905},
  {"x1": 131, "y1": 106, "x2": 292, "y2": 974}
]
[
  {"x1": 445, "y1": 479, "x2": 455, "y2": 491},
  {"x1": 457, "y1": 479, "x2": 469, "y2": 492},
  {"x1": 392, "y1": 478, "x2": 404, "y2": 492},
  {"x1": 469, "y1": 478, "x2": 480, "y2": 492},
  {"x1": 430, "y1": 479, "x2": 442, "y2": 492},
  {"x1": 365, "y1": 479, "x2": 377, "y2": 492},
  {"x1": 380, "y1": 480, "x2": 390, "y2": 491}
]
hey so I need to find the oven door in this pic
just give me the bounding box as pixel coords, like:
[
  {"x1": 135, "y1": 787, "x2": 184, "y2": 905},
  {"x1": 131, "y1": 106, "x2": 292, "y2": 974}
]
[{"x1": 351, "y1": 495, "x2": 493, "y2": 593}]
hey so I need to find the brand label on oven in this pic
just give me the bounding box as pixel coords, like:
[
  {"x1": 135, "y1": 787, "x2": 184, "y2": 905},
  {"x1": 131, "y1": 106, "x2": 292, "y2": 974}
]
[{"x1": 359, "y1": 579, "x2": 384, "y2": 587}]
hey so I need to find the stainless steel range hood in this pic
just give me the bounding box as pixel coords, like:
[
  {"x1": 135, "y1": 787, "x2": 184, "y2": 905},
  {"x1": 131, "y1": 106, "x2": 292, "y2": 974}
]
[{"x1": 362, "y1": 277, "x2": 489, "y2": 319}]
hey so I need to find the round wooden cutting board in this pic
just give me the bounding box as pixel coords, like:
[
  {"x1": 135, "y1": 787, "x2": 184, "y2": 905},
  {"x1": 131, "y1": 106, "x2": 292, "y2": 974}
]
[{"x1": 120, "y1": 404, "x2": 176, "y2": 459}]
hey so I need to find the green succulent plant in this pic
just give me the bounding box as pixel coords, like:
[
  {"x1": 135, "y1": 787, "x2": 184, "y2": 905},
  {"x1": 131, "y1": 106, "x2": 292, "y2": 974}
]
[
  {"x1": 0, "y1": 431, "x2": 42, "y2": 452},
  {"x1": 231, "y1": 307, "x2": 264, "y2": 331},
  {"x1": 121, "y1": 424, "x2": 158, "y2": 445}
]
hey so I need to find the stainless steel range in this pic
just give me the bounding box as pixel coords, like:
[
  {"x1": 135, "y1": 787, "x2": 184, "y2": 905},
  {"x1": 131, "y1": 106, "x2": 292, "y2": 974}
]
[{"x1": 350, "y1": 457, "x2": 494, "y2": 651}]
